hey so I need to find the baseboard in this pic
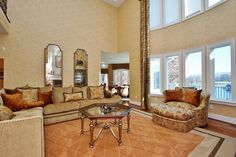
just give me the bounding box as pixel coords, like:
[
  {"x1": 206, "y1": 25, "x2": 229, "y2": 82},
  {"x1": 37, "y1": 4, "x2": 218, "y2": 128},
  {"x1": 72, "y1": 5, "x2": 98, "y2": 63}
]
[
  {"x1": 129, "y1": 100, "x2": 141, "y2": 106},
  {"x1": 208, "y1": 113, "x2": 236, "y2": 125}
]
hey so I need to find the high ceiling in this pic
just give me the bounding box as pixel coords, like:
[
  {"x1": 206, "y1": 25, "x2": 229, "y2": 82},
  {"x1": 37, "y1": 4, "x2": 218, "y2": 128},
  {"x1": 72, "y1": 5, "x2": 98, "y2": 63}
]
[{"x1": 102, "y1": 0, "x2": 125, "y2": 8}]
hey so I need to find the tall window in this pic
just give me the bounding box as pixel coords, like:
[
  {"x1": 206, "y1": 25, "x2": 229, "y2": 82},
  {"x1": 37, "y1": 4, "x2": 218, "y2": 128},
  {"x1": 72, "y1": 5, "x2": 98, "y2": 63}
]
[
  {"x1": 184, "y1": 50, "x2": 203, "y2": 89},
  {"x1": 164, "y1": 0, "x2": 181, "y2": 26},
  {"x1": 150, "y1": 57, "x2": 161, "y2": 94},
  {"x1": 207, "y1": 0, "x2": 224, "y2": 8},
  {"x1": 166, "y1": 55, "x2": 180, "y2": 89},
  {"x1": 101, "y1": 74, "x2": 108, "y2": 85},
  {"x1": 209, "y1": 44, "x2": 232, "y2": 101},
  {"x1": 150, "y1": 0, "x2": 162, "y2": 29},
  {"x1": 184, "y1": 0, "x2": 203, "y2": 18}
]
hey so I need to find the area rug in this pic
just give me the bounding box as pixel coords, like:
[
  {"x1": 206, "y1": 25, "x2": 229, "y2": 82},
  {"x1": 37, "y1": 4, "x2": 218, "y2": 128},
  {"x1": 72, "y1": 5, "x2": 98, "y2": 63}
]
[{"x1": 44, "y1": 109, "x2": 236, "y2": 157}]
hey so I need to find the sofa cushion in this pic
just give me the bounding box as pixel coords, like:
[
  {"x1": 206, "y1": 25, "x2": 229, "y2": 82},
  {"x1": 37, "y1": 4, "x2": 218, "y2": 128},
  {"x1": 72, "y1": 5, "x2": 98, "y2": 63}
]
[
  {"x1": 166, "y1": 101, "x2": 196, "y2": 110},
  {"x1": 182, "y1": 89, "x2": 202, "y2": 107},
  {"x1": 152, "y1": 103, "x2": 193, "y2": 121},
  {"x1": 0, "y1": 105, "x2": 13, "y2": 121},
  {"x1": 39, "y1": 86, "x2": 52, "y2": 93},
  {"x1": 38, "y1": 91, "x2": 53, "y2": 105},
  {"x1": 12, "y1": 107, "x2": 43, "y2": 120},
  {"x1": 52, "y1": 86, "x2": 72, "y2": 103},
  {"x1": 164, "y1": 89, "x2": 183, "y2": 102},
  {"x1": 1, "y1": 93, "x2": 24, "y2": 112},
  {"x1": 64, "y1": 92, "x2": 83, "y2": 102},
  {"x1": 73, "y1": 86, "x2": 88, "y2": 99},
  {"x1": 88, "y1": 86, "x2": 104, "y2": 99},
  {"x1": 43, "y1": 102, "x2": 80, "y2": 115}
]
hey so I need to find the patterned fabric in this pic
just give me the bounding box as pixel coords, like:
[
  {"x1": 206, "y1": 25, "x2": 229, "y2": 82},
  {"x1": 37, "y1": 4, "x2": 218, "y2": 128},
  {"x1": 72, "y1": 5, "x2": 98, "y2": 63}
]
[
  {"x1": 152, "y1": 113, "x2": 195, "y2": 132},
  {"x1": 0, "y1": 105, "x2": 13, "y2": 121},
  {"x1": 19, "y1": 89, "x2": 39, "y2": 103},
  {"x1": 164, "y1": 89, "x2": 183, "y2": 102},
  {"x1": 1, "y1": 93, "x2": 24, "y2": 112},
  {"x1": 52, "y1": 86, "x2": 72, "y2": 103},
  {"x1": 140, "y1": 0, "x2": 151, "y2": 109},
  {"x1": 152, "y1": 103, "x2": 193, "y2": 121},
  {"x1": 88, "y1": 86, "x2": 104, "y2": 99},
  {"x1": 64, "y1": 92, "x2": 83, "y2": 102},
  {"x1": 73, "y1": 86, "x2": 88, "y2": 99},
  {"x1": 166, "y1": 101, "x2": 195, "y2": 110},
  {"x1": 182, "y1": 89, "x2": 202, "y2": 106},
  {"x1": 38, "y1": 91, "x2": 53, "y2": 105}
]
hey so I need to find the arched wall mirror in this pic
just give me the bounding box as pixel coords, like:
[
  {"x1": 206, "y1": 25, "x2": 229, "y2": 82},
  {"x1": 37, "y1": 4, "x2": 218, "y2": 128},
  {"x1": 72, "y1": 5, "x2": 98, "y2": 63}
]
[
  {"x1": 74, "y1": 49, "x2": 88, "y2": 87},
  {"x1": 44, "y1": 44, "x2": 63, "y2": 87}
]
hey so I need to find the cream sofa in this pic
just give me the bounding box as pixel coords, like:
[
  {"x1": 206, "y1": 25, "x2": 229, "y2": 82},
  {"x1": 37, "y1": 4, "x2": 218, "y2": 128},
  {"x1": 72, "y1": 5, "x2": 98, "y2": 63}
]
[
  {"x1": 0, "y1": 86, "x2": 122, "y2": 157},
  {"x1": 0, "y1": 107, "x2": 44, "y2": 157}
]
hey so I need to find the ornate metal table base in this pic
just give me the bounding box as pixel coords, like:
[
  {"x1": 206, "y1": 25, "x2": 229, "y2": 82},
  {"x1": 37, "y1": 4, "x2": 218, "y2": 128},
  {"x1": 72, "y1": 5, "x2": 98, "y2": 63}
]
[{"x1": 80, "y1": 113, "x2": 131, "y2": 148}]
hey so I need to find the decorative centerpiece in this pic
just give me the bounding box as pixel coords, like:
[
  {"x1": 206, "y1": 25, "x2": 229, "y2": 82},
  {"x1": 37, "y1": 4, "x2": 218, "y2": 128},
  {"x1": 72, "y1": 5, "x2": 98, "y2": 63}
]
[{"x1": 100, "y1": 105, "x2": 112, "y2": 114}]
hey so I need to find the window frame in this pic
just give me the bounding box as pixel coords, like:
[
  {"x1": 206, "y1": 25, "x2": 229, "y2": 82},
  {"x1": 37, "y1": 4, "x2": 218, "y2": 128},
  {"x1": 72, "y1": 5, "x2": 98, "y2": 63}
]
[
  {"x1": 150, "y1": 55, "x2": 163, "y2": 96},
  {"x1": 163, "y1": 0, "x2": 182, "y2": 27},
  {"x1": 206, "y1": 38, "x2": 236, "y2": 104},
  {"x1": 183, "y1": 47, "x2": 206, "y2": 90},
  {"x1": 164, "y1": 52, "x2": 182, "y2": 90},
  {"x1": 182, "y1": 0, "x2": 205, "y2": 20}
]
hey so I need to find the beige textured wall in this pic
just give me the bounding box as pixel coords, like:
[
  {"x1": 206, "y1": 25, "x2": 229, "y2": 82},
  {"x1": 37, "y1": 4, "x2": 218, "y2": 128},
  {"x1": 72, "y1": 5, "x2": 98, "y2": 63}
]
[
  {"x1": 118, "y1": 0, "x2": 140, "y2": 102},
  {"x1": 0, "y1": 0, "x2": 118, "y2": 88}
]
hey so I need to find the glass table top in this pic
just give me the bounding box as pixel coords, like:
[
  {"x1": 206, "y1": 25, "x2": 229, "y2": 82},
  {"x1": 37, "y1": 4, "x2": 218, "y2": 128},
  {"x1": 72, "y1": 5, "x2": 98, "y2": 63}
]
[{"x1": 79, "y1": 103, "x2": 132, "y2": 118}]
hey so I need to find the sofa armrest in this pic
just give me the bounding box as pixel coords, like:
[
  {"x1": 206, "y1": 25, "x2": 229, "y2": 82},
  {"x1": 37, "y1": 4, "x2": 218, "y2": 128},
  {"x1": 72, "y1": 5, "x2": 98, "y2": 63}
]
[
  {"x1": 0, "y1": 115, "x2": 44, "y2": 157},
  {"x1": 192, "y1": 92, "x2": 210, "y2": 127}
]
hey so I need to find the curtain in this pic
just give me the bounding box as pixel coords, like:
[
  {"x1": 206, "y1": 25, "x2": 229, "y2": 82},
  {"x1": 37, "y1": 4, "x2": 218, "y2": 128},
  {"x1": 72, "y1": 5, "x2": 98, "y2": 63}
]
[{"x1": 140, "y1": 0, "x2": 150, "y2": 109}]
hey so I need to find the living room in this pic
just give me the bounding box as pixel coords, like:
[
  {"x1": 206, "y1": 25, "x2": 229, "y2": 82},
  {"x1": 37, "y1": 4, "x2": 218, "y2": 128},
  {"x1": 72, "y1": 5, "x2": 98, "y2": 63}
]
[{"x1": 0, "y1": 0, "x2": 236, "y2": 157}]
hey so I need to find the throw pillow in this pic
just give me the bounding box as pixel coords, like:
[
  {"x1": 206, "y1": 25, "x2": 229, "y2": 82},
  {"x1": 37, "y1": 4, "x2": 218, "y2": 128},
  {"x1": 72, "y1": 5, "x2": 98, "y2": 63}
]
[
  {"x1": 0, "y1": 88, "x2": 6, "y2": 105},
  {"x1": 0, "y1": 105, "x2": 13, "y2": 121},
  {"x1": 88, "y1": 86, "x2": 104, "y2": 99},
  {"x1": 64, "y1": 92, "x2": 83, "y2": 102},
  {"x1": 182, "y1": 89, "x2": 202, "y2": 107},
  {"x1": 164, "y1": 89, "x2": 183, "y2": 102},
  {"x1": 38, "y1": 91, "x2": 53, "y2": 105},
  {"x1": 52, "y1": 86, "x2": 72, "y2": 103},
  {"x1": 17, "y1": 88, "x2": 39, "y2": 103},
  {"x1": 1, "y1": 93, "x2": 24, "y2": 112},
  {"x1": 73, "y1": 86, "x2": 88, "y2": 99},
  {"x1": 24, "y1": 101, "x2": 45, "y2": 109}
]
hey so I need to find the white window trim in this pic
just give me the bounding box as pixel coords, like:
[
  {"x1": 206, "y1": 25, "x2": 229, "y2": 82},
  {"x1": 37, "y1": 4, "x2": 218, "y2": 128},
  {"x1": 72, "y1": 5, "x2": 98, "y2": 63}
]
[
  {"x1": 150, "y1": 55, "x2": 163, "y2": 96},
  {"x1": 150, "y1": 0, "x2": 228, "y2": 31},
  {"x1": 163, "y1": 52, "x2": 182, "y2": 89},
  {"x1": 205, "y1": 0, "x2": 226, "y2": 11},
  {"x1": 183, "y1": 46, "x2": 206, "y2": 90},
  {"x1": 163, "y1": 0, "x2": 182, "y2": 27},
  {"x1": 182, "y1": 0, "x2": 205, "y2": 20},
  {"x1": 206, "y1": 38, "x2": 236, "y2": 105}
]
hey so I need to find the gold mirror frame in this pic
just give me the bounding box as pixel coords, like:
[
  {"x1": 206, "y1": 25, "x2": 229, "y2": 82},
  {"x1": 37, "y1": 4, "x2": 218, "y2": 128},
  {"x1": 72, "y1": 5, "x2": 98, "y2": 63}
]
[
  {"x1": 44, "y1": 44, "x2": 63, "y2": 87},
  {"x1": 74, "y1": 49, "x2": 88, "y2": 87}
]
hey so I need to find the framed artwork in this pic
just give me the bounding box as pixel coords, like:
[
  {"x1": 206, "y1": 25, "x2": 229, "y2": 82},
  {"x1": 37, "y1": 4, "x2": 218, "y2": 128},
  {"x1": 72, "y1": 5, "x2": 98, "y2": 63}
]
[{"x1": 55, "y1": 56, "x2": 62, "y2": 68}]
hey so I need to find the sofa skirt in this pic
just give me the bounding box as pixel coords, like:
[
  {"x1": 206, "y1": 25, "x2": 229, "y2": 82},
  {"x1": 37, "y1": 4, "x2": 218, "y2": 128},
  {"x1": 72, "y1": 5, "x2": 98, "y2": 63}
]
[{"x1": 152, "y1": 113, "x2": 195, "y2": 132}]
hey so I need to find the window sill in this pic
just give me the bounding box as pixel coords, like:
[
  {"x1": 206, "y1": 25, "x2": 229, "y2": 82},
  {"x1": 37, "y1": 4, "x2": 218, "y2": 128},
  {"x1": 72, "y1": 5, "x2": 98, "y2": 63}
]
[{"x1": 210, "y1": 99, "x2": 236, "y2": 107}]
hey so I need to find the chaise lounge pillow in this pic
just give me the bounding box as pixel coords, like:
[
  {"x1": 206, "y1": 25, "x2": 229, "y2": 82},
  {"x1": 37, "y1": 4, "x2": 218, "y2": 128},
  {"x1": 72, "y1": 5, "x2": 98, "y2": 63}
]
[
  {"x1": 88, "y1": 86, "x2": 104, "y2": 99},
  {"x1": 182, "y1": 89, "x2": 202, "y2": 107},
  {"x1": 164, "y1": 89, "x2": 183, "y2": 102}
]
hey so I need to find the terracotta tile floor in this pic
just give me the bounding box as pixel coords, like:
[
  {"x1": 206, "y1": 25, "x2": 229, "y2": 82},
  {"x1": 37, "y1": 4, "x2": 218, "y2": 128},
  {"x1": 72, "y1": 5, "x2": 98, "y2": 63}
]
[{"x1": 44, "y1": 113, "x2": 204, "y2": 157}]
